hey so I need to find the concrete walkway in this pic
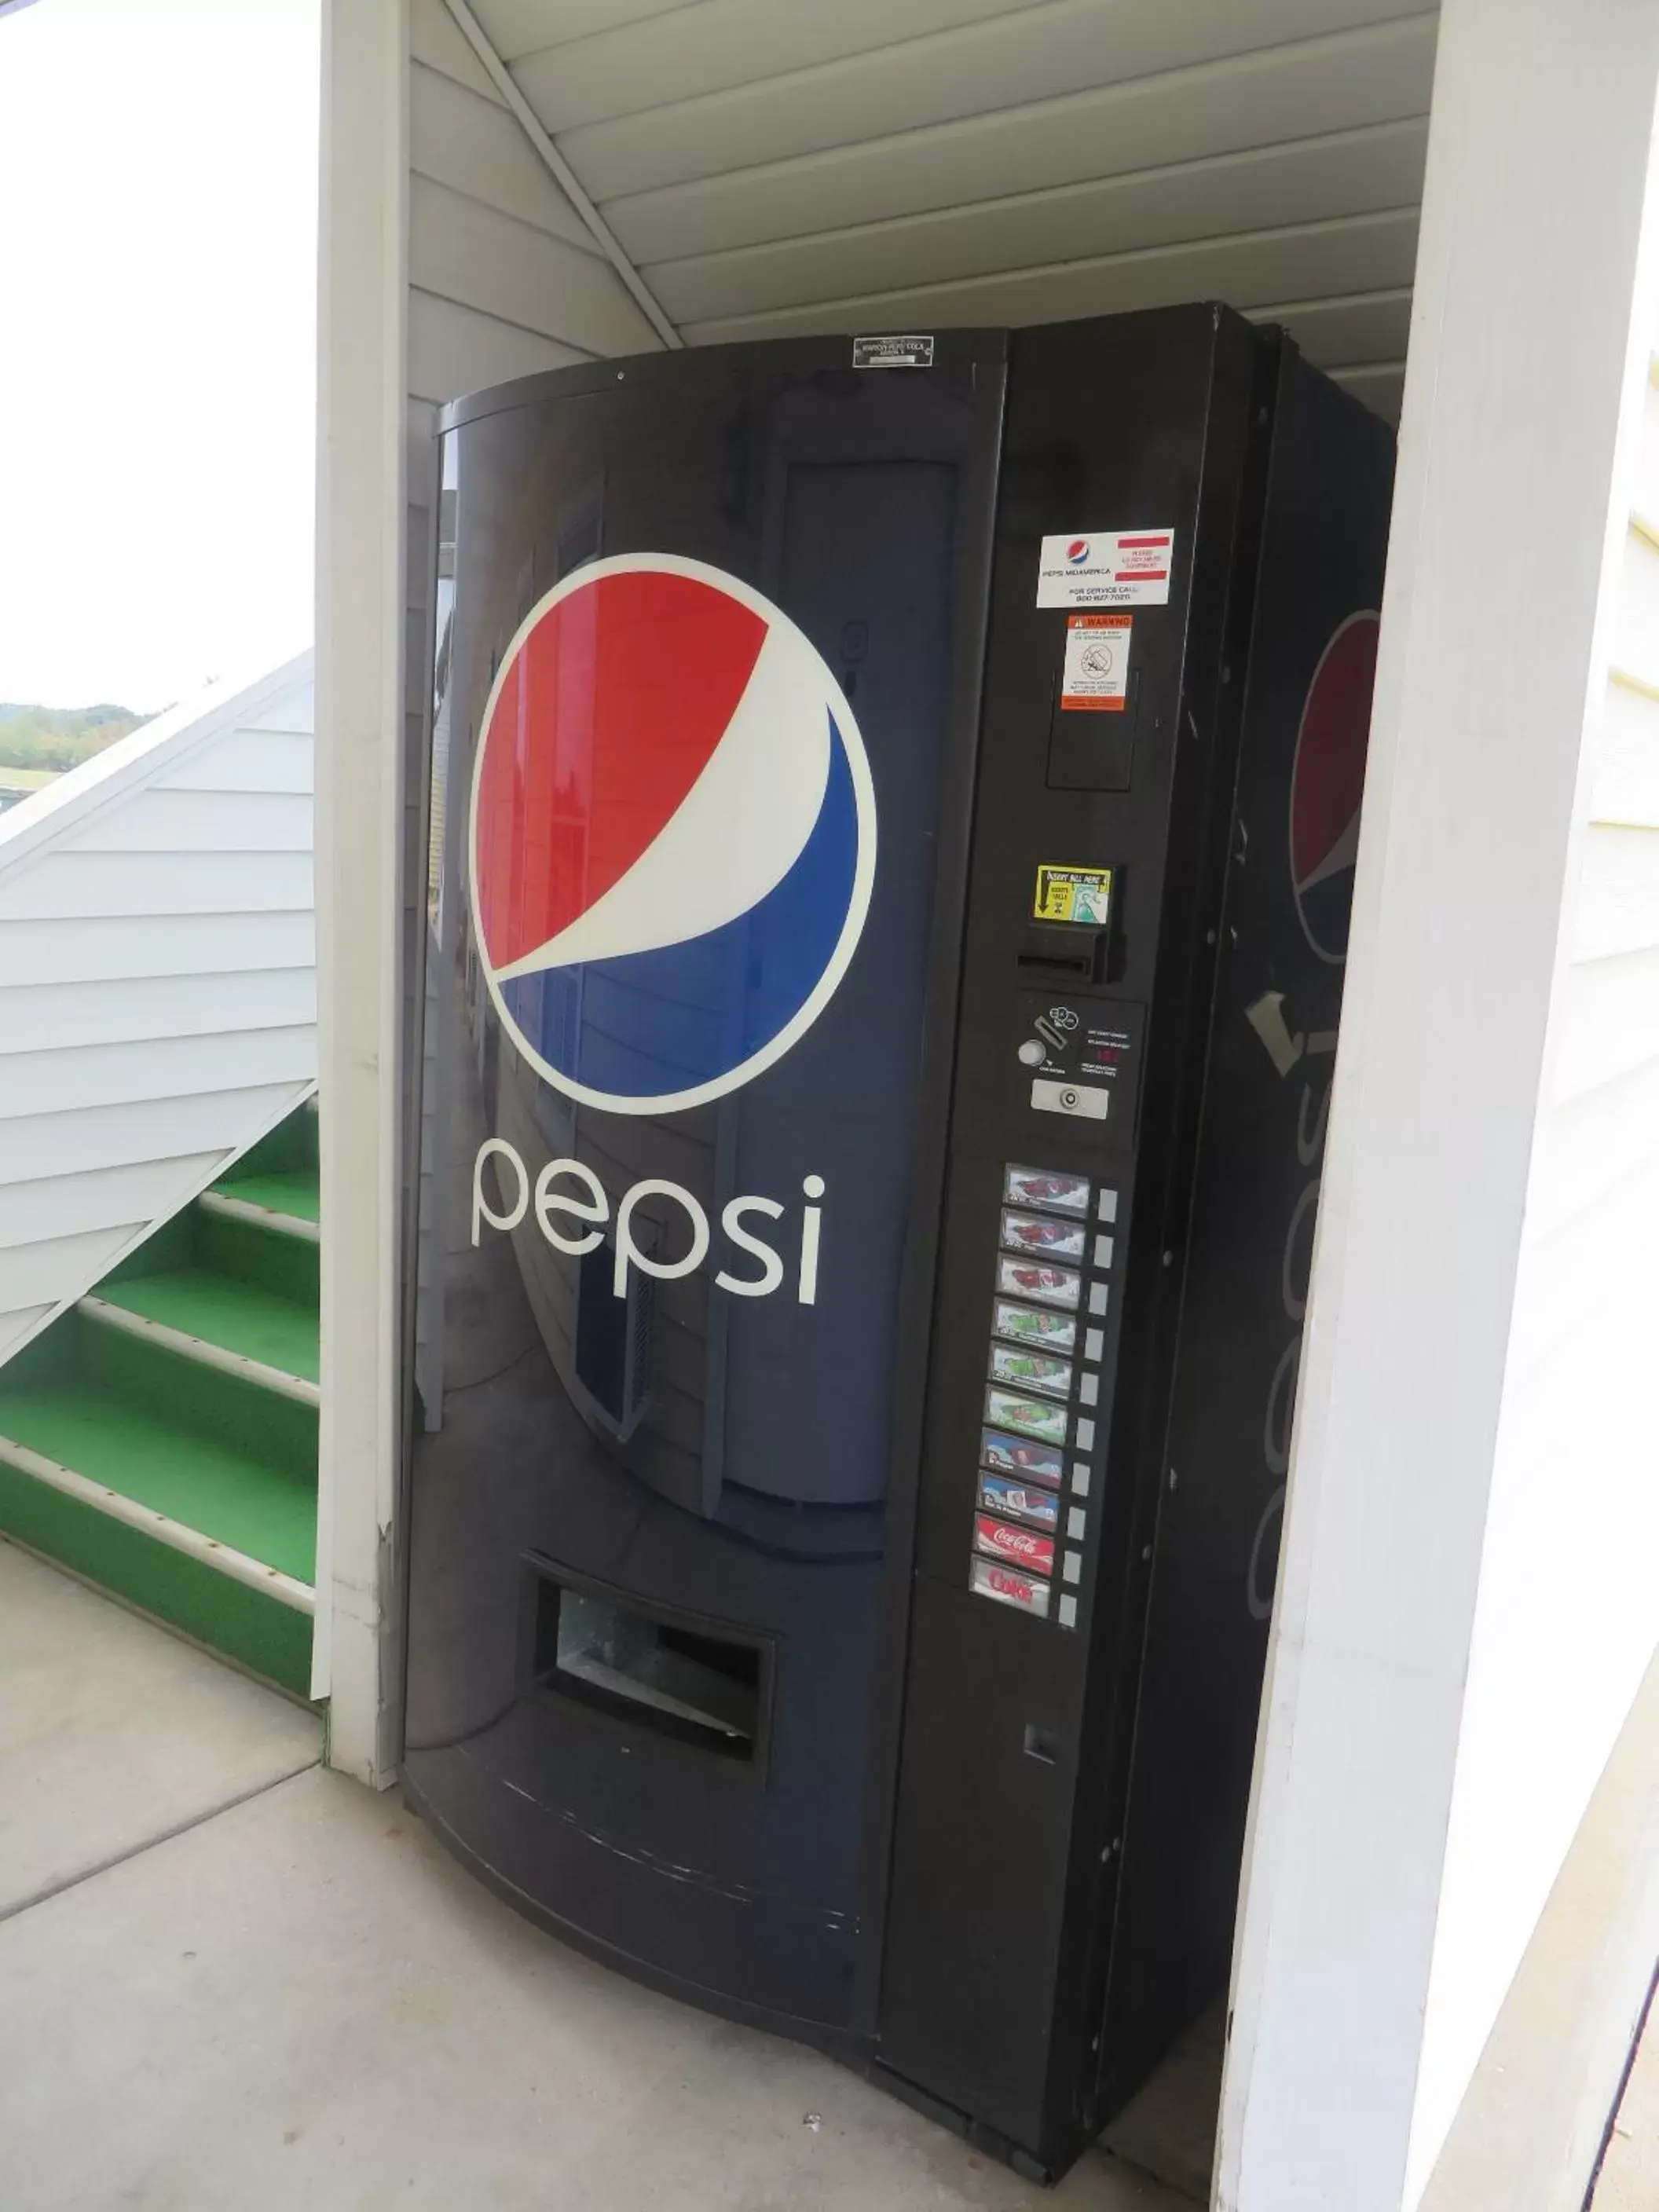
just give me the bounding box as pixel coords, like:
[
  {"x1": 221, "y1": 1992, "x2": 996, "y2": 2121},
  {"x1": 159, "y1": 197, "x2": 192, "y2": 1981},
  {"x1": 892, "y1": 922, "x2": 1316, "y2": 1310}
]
[
  {"x1": 0, "y1": 1536, "x2": 319, "y2": 1918},
  {"x1": 1594, "y1": 1981, "x2": 1659, "y2": 2210},
  {"x1": 0, "y1": 1538, "x2": 1196, "y2": 2212}
]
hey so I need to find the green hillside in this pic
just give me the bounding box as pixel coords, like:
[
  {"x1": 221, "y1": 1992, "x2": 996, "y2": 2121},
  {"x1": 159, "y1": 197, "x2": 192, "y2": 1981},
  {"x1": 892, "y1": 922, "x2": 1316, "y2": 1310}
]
[{"x1": 0, "y1": 701, "x2": 145, "y2": 773}]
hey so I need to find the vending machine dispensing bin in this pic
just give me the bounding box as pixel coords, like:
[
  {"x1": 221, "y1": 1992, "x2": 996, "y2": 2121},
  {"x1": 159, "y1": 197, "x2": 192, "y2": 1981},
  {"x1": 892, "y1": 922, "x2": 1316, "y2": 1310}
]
[{"x1": 403, "y1": 305, "x2": 1393, "y2": 2181}]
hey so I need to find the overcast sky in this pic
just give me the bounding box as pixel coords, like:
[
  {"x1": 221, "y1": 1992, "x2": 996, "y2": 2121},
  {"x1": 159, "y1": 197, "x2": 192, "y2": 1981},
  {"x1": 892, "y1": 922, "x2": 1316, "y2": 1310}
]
[{"x1": 0, "y1": 0, "x2": 319, "y2": 713}]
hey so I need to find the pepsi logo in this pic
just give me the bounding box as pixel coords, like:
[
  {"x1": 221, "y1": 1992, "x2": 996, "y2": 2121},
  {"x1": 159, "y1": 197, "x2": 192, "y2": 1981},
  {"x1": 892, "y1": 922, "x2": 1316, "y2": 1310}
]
[
  {"x1": 1289, "y1": 610, "x2": 1379, "y2": 964},
  {"x1": 1066, "y1": 539, "x2": 1091, "y2": 565},
  {"x1": 469, "y1": 555, "x2": 877, "y2": 1114}
]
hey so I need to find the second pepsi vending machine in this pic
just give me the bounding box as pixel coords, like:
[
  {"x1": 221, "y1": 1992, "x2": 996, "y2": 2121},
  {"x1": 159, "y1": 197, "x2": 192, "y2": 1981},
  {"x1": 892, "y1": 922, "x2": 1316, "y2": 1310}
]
[{"x1": 403, "y1": 306, "x2": 1393, "y2": 2180}]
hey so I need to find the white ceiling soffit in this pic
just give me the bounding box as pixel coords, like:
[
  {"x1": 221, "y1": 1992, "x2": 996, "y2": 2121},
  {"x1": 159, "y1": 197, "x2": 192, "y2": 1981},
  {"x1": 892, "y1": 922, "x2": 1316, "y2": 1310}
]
[{"x1": 463, "y1": 0, "x2": 1441, "y2": 419}]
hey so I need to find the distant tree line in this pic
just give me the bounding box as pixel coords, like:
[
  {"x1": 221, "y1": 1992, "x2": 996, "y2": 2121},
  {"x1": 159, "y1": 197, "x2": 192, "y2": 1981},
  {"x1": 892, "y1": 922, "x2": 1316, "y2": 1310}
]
[{"x1": 0, "y1": 702, "x2": 145, "y2": 773}]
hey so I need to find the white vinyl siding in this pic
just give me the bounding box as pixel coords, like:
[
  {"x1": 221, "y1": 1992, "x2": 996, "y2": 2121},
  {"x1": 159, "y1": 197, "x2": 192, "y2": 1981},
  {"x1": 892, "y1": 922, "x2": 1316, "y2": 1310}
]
[
  {"x1": 409, "y1": 173, "x2": 657, "y2": 364},
  {"x1": 407, "y1": 0, "x2": 660, "y2": 412},
  {"x1": 412, "y1": 0, "x2": 1437, "y2": 434},
  {"x1": 517, "y1": 0, "x2": 1422, "y2": 152},
  {"x1": 0, "y1": 851, "x2": 314, "y2": 922},
  {"x1": 1524, "y1": 352, "x2": 1659, "y2": 1373},
  {"x1": 1406, "y1": 280, "x2": 1659, "y2": 2192},
  {"x1": 459, "y1": 0, "x2": 1435, "y2": 419},
  {"x1": 642, "y1": 132, "x2": 1426, "y2": 328},
  {"x1": 0, "y1": 658, "x2": 317, "y2": 1369},
  {"x1": 605, "y1": 37, "x2": 1433, "y2": 260}
]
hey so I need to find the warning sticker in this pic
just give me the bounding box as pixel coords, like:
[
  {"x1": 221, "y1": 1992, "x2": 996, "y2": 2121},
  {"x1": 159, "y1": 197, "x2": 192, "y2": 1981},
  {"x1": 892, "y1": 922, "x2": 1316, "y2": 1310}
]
[
  {"x1": 1037, "y1": 529, "x2": 1174, "y2": 608},
  {"x1": 1033, "y1": 863, "x2": 1112, "y2": 926},
  {"x1": 1061, "y1": 613, "x2": 1131, "y2": 712}
]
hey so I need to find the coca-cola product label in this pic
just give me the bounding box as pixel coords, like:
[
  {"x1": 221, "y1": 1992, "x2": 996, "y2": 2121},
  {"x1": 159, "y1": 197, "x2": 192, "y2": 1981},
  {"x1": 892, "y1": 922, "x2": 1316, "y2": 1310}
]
[
  {"x1": 1004, "y1": 1165, "x2": 1090, "y2": 1217},
  {"x1": 974, "y1": 1513, "x2": 1056, "y2": 1575},
  {"x1": 999, "y1": 1209, "x2": 1087, "y2": 1262},
  {"x1": 995, "y1": 1257, "x2": 1080, "y2": 1309},
  {"x1": 969, "y1": 1556, "x2": 1053, "y2": 1618}
]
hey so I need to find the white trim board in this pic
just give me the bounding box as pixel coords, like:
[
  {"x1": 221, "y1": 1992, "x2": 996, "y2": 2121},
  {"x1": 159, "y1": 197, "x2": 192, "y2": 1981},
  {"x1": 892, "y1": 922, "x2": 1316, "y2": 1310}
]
[
  {"x1": 1417, "y1": 1643, "x2": 1659, "y2": 2212},
  {"x1": 1218, "y1": 4, "x2": 1659, "y2": 2207},
  {"x1": 315, "y1": 0, "x2": 410, "y2": 1755}
]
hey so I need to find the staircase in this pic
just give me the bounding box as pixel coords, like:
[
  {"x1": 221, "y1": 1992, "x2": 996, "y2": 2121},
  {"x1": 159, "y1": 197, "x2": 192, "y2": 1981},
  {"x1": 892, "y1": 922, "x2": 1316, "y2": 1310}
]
[{"x1": 0, "y1": 1101, "x2": 320, "y2": 1697}]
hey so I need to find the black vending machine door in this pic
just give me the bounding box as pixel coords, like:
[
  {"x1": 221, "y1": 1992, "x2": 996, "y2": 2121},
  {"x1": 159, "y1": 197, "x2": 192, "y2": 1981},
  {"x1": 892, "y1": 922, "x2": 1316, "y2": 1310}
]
[
  {"x1": 873, "y1": 314, "x2": 1391, "y2": 2181},
  {"x1": 1090, "y1": 348, "x2": 1393, "y2": 2116},
  {"x1": 402, "y1": 338, "x2": 1005, "y2": 2043},
  {"x1": 874, "y1": 306, "x2": 1276, "y2": 2171}
]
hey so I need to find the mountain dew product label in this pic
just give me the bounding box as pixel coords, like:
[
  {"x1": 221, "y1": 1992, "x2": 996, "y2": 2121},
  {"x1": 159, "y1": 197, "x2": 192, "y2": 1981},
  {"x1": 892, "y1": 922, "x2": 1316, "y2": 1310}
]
[
  {"x1": 989, "y1": 1345, "x2": 1072, "y2": 1398},
  {"x1": 984, "y1": 1388, "x2": 1068, "y2": 1447},
  {"x1": 992, "y1": 1298, "x2": 1076, "y2": 1353}
]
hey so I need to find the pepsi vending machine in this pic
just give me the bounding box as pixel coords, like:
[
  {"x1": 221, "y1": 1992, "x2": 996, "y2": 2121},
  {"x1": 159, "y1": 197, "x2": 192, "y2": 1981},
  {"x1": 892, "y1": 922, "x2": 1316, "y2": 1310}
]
[{"x1": 403, "y1": 305, "x2": 1392, "y2": 2180}]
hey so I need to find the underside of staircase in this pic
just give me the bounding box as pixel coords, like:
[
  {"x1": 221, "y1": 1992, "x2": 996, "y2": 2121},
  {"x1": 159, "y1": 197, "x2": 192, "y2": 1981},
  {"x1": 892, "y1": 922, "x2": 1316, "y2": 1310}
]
[{"x1": 0, "y1": 1101, "x2": 319, "y2": 1697}]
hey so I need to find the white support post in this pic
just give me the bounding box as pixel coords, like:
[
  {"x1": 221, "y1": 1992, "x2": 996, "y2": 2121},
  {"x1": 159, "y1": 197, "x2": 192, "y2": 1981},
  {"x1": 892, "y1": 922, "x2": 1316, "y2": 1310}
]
[
  {"x1": 1218, "y1": 5, "x2": 1659, "y2": 2209},
  {"x1": 313, "y1": 0, "x2": 408, "y2": 1782}
]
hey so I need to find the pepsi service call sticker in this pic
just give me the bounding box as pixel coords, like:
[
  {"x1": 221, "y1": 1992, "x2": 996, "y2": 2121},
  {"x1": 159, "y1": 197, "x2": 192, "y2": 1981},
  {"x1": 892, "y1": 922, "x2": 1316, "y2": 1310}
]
[
  {"x1": 1037, "y1": 529, "x2": 1174, "y2": 609},
  {"x1": 1060, "y1": 613, "x2": 1131, "y2": 711}
]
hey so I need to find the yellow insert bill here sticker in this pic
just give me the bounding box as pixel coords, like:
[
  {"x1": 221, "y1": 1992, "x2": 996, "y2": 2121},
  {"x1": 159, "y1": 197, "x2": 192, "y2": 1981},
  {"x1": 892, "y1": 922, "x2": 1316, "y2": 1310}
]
[{"x1": 1034, "y1": 864, "x2": 1113, "y2": 926}]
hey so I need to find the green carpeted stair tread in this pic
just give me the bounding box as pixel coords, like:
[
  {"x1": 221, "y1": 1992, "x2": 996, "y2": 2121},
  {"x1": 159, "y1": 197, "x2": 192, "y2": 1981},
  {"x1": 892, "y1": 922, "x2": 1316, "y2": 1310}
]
[
  {"x1": 210, "y1": 1167, "x2": 320, "y2": 1226},
  {"x1": 0, "y1": 1463, "x2": 313, "y2": 1694},
  {"x1": 0, "y1": 1382, "x2": 315, "y2": 1583},
  {"x1": 0, "y1": 1092, "x2": 324, "y2": 1696},
  {"x1": 89, "y1": 1265, "x2": 319, "y2": 1386}
]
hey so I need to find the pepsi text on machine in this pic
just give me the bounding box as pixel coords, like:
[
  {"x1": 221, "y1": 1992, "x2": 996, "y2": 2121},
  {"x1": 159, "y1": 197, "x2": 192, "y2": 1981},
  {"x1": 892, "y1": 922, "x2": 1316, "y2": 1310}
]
[
  {"x1": 472, "y1": 1141, "x2": 826, "y2": 1305},
  {"x1": 1247, "y1": 609, "x2": 1379, "y2": 1616},
  {"x1": 467, "y1": 554, "x2": 870, "y2": 1302}
]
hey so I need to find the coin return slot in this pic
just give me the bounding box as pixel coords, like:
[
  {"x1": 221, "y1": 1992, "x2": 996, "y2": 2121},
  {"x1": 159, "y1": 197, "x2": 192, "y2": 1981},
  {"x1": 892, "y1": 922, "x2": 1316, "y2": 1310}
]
[{"x1": 529, "y1": 1569, "x2": 768, "y2": 1765}]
